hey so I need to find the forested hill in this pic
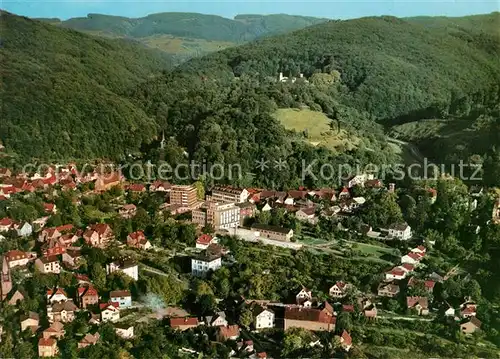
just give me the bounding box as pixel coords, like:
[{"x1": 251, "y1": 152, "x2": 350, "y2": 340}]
[
  {"x1": 0, "y1": 11, "x2": 172, "y2": 160},
  {"x1": 168, "y1": 13, "x2": 500, "y2": 121},
  {"x1": 47, "y1": 12, "x2": 328, "y2": 42}
]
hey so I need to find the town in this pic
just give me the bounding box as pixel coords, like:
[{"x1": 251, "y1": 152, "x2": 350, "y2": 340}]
[{"x1": 0, "y1": 163, "x2": 499, "y2": 358}]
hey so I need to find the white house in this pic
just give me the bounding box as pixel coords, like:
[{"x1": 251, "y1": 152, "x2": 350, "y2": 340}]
[
  {"x1": 35, "y1": 256, "x2": 61, "y2": 274},
  {"x1": 329, "y1": 281, "x2": 351, "y2": 298},
  {"x1": 106, "y1": 260, "x2": 138, "y2": 281},
  {"x1": 401, "y1": 252, "x2": 422, "y2": 265},
  {"x1": 296, "y1": 288, "x2": 312, "y2": 305},
  {"x1": 445, "y1": 307, "x2": 456, "y2": 317},
  {"x1": 261, "y1": 203, "x2": 272, "y2": 212},
  {"x1": 195, "y1": 234, "x2": 217, "y2": 250},
  {"x1": 5, "y1": 250, "x2": 31, "y2": 268},
  {"x1": 385, "y1": 267, "x2": 407, "y2": 281},
  {"x1": 388, "y1": 223, "x2": 412, "y2": 240},
  {"x1": 295, "y1": 207, "x2": 317, "y2": 224},
  {"x1": 191, "y1": 250, "x2": 222, "y2": 277},
  {"x1": 205, "y1": 311, "x2": 228, "y2": 327},
  {"x1": 110, "y1": 290, "x2": 132, "y2": 308},
  {"x1": 16, "y1": 222, "x2": 33, "y2": 237},
  {"x1": 115, "y1": 324, "x2": 134, "y2": 339},
  {"x1": 100, "y1": 303, "x2": 120, "y2": 322},
  {"x1": 47, "y1": 288, "x2": 68, "y2": 304},
  {"x1": 253, "y1": 306, "x2": 275, "y2": 330}
]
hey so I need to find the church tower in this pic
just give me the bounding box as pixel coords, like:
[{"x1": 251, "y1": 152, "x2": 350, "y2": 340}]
[{"x1": 1, "y1": 255, "x2": 12, "y2": 301}]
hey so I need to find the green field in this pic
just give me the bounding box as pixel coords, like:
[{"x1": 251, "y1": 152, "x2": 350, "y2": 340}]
[
  {"x1": 274, "y1": 108, "x2": 359, "y2": 151},
  {"x1": 140, "y1": 34, "x2": 235, "y2": 56}
]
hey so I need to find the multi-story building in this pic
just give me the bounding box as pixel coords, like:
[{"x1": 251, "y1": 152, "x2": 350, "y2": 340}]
[
  {"x1": 191, "y1": 246, "x2": 222, "y2": 277},
  {"x1": 77, "y1": 286, "x2": 99, "y2": 309},
  {"x1": 170, "y1": 185, "x2": 198, "y2": 208},
  {"x1": 211, "y1": 186, "x2": 249, "y2": 204},
  {"x1": 110, "y1": 290, "x2": 132, "y2": 308},
  {"x1": 193, "y1": 200, "x2": 240, "y2": 230},
  {"x1": 35, "y1": 256, "x2": 61, "y2": 274}
]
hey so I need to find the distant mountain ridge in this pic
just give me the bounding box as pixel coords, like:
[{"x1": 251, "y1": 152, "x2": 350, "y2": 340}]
[{"x1": 39, "y1": 12, "x2": 329, "y2": 42}]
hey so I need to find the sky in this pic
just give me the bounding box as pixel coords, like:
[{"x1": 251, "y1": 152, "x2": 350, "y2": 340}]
[{"x1": 2, "y1": 0, "x2": 499, "y2": 20}]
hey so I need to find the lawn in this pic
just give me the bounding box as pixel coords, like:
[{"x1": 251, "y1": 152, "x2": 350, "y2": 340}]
[
  {"x1": 274, "y1": 108, "x2": 359, "y2": 152},
  {"x1": 140, "y1": 34, "x2": 235, "y2": 55}
]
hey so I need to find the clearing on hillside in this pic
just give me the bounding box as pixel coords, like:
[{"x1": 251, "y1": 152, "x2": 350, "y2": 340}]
[{"x1": 274, "y1": 108, "x2": 359, "y2": 152}]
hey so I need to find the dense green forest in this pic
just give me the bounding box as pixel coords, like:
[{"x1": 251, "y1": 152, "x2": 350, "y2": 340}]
[
  {"x1": 0, "y1": 11, "x2": 172, "y2": 160},
  {"x1": 41, "y1": 12, "x2": 328, "y2": 42}
]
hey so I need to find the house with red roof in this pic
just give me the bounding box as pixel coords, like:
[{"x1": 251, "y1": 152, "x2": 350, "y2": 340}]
[
  {"x1": 38, "y1": 337, "x2": 58, "y2": 357},
  {"x1": 217, "y1": 325, "x2": 240, "y2": 341},
  {"x1": 119, "y1": 204, "x2": 137, "y2": 219},
  {"x1": 42, "y1": 321, "x2": 65, "y2": 340},
  {"x1": 83, "y1": 224, "x2": 114, "y2": 248},
  {"x1": 126, "y1": 183, "x2": 146, "y2": 193},
  {"x1": 5, "y1": 250, "x2": 31, "y2": 268},
  {"x1": 329, "y1": 281, "x2": 352, "y2": 298},
  {"x1": 406, "y1": 296, "x2": 429, "y2": 315},
  {"x1": 196, "y1": 234, "x2": 217, "y2": 250},
  {"x1": 385, "y1": 267, "x2": 407, "y2": 281},
  {"x1": 77, "y1": 286, "x2": 99, "y2": 309},
  {"x1": 338, "y1": 187, "x2": 350, "y2": 200},
  {"x1": 378, "y1": 282, "x2": 400, "y2": 297},
  {"x1": 284, "y1": 306, "x2": 336, "y2": 332},
  {"x1": 127, "y1": 231, "x2": 152, "y2": 250},
  {"x1": 100, "y1": 302, "x2": 120, "y2": 322},
  {"x1": 170, "y1": 317, "x2": 199, "y2": 331},
  {"x1": 78, "y1": 332, "x2": 100, "y2": 349},
  {"x1": 94, "y1": 172, "x2": 122, "y2": 192},
  {"x1": 401, "y1": 252, "x2": 423, "y2": 265},
  {"x1": 337, "y1": 330, "x2": 353, "y2": 351},
  {"x1": 47, "y1": 288, "x2": 68, "y2": 304},
  {"x1": 38, "y1": 227, "x2": 62, "y2": 243},
  {"x1": 149, "y1": 180, "x2": 171, "y2": 192},
  {"x1": 0, "y1": 218, "x2": 14, "y2": 232},
  {"x1": 43, "y1": 203, "x2": 57, "y2": 214}
]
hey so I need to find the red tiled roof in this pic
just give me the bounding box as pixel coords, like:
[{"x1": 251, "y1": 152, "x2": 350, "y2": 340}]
[
  {"x1": 56, "y1": 224, "x2": 74, "y2": 233},
  {"x1": 401, "y1": 263, "x2": 415, "y2": 272},
  {"x1": 341, "y1": 330, "x2": 352, "y2": 346},
  {"x1": 424, "y1": 280, "x2": 436, "y2": 289},
  {"x1": 196, "y1": 234, "x2": 213, "y2": 245},
  {"x1": 44, "y1": 203, "x2": 55, "y2": 212},
  {"x1": 218, "y1": 325, "x2": 240, "y2": 339},
  {"x1": 170, "y1": 317, "x2": 198, "y2": 327},
  {"x1": 0, "y1": 218, "x2": 14, "y2": 226},
  {"x1": 388, "y1": 268, "x2": 405, "y2": 276},
  {"x1": 257, "y1": 353, "x2": 267, "y2": 359},
  {"x1": 5, "y1": 249, "x2": 27, "y2": 261},
  {"x1": 110, "y1": 290, "x2": 131, "y2": 298},
  {"x1": 100, "y1": 302, "x2": 119, "y2": 310},
  {"x1": 38, "y1": 337, "x2": 56, "y2": 347},
  {"x1": 127, "y1": 184, "x2": 145, "y2": 192},
  {"x1": 284, "y1": 307, "x2": 336, "y2": 324},
  {"x1": 406, "y1": 296, "x2": 428, "y2": 309}
]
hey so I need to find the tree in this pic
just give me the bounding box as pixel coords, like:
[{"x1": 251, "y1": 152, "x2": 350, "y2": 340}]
[
  {"x1": 336, "y1": 312, "x2": 352, "y2": 333},
  {"x1": 91, "y1": 263, "x2": 107, "y2": 291},
  {"x1": 239, "y1": 307, "x2": 254, "y2": 329}
]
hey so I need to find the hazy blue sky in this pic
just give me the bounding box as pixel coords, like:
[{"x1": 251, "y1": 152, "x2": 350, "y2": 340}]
[{"x1": 2, "y1": 0, "x2": 499, "y2": 20}]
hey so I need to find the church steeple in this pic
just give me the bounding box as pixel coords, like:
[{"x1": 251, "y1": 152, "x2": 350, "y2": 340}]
[{"x1": 160, "y1": 131, "x2": 166, "y2": 150}]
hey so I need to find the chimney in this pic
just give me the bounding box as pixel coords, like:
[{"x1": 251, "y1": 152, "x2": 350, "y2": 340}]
[{"x1": 389, "y1": 183, "x2": 395, "y2": 193}]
